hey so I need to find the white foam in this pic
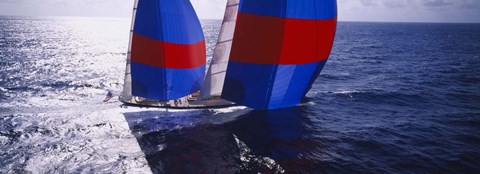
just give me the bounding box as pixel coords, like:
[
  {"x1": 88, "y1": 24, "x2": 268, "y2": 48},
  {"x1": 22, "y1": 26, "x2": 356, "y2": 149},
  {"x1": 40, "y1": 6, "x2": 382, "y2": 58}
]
[{"x1": 14, "y1": 103, "x2": 153, "y2": 173}]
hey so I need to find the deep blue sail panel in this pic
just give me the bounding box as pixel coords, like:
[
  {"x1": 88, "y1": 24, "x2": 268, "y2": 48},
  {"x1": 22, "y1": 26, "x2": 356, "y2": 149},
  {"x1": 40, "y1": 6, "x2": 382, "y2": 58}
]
[
  {"x1": 134, "y1": 0, "x2": 204, "y2": 44},
  {"x1": 239, "y1": 0, "x2": 337, "y2": 20},
  {"x1": 222, "y1": 61, "x2": 327, "y2": 109},
  {"x1": 131, "y1": 62, "x2": 205, "y2": 100}
]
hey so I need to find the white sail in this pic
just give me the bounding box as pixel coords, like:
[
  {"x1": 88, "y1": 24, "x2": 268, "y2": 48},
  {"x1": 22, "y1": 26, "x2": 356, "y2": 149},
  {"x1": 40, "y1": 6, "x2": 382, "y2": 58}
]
[
  {"x1": 119, "y1": 0, "x2": 139, "y2": 102},
  {"x1": 199, "y1": 0, "x2": 240, "y2": 100}
]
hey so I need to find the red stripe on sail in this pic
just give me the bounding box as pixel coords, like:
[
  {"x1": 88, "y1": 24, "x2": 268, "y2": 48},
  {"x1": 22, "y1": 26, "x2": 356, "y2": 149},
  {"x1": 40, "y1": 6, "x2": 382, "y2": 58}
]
[
  {"x1": 230, "y1": 13, "x2": 336, "y2": 65},
  {"x1": 131, "y1": 33, "x2": 206, "y2": 69}
]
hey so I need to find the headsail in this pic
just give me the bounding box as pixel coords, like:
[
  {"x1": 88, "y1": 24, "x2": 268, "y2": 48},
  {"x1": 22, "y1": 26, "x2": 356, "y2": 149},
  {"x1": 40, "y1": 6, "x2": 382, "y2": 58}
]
[
  {"x1": 199, "y1": 0, "x2": 240, "y2": 100},
  {"x1": 124, "y1": 0, "x2": 206, "y2": 101},
  {"x1": 120, "y1": 0, "x2": 139, "y2": 102},
  {"x1": 222, "y1": 0, "x2": 338, "y2": 109}
]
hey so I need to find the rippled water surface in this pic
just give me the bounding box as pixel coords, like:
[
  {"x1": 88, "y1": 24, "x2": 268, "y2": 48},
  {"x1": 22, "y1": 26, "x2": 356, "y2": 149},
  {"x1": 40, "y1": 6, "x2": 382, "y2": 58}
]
[{"x1": 1, "y1": 17, "x2": 479, "y2": 173}]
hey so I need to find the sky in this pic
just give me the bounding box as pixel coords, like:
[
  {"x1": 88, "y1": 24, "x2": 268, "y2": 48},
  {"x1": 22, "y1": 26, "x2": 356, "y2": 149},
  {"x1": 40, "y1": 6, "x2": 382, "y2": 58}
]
[{"x1": 0, "y1": 0, "x2": 479, "y2": 23}]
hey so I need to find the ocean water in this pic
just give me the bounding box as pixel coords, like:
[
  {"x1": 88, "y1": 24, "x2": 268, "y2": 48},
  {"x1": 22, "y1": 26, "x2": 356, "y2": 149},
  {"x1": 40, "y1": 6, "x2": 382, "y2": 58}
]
[{"x1": 0, "y1": 16, "x2": 479, "y2": 173}]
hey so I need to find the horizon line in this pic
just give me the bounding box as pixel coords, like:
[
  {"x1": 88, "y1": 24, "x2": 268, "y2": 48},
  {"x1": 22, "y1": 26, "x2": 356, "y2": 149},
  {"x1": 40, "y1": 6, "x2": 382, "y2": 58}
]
[{"x1": 1, "y1": 15, "x2": 479, "y2": 24}]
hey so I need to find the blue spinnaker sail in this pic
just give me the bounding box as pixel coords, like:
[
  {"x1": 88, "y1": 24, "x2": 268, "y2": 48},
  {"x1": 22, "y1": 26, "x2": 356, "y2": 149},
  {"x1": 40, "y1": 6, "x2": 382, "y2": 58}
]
[
  {"x1": 222, "y1": 0, "x2": 338, "y2": 109},
  {"x1": 130, "y1": 0, "x2": 206, "y2": 100}
]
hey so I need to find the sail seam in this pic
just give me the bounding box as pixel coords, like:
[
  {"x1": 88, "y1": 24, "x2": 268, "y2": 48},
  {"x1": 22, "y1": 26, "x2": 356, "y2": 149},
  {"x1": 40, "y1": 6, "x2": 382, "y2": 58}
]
[
  {"x1": 217, "y1": 39, "x2": 233, "y2": 44},
  {"x1": 227, "y1": 3, "x2": 240, "y2": 7},
  {"x1": 210, "y1": 71, "x2": 227, "y2": 76}
]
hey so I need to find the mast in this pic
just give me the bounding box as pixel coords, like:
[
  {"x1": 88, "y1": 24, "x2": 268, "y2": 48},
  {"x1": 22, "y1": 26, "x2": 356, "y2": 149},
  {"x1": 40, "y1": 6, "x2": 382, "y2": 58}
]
[
  {"x1": 199, "y1": 0, "x2": 240, "y2": 100},
  {"x1": 120, "y1": 0, "x2": 139, "y2": 102}
]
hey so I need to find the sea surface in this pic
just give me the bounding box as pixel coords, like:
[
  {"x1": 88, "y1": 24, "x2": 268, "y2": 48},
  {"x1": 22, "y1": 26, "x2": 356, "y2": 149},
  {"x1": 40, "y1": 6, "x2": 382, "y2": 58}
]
[{"x1": 1, "y1": 16, "x2": 479, "y2": 173}]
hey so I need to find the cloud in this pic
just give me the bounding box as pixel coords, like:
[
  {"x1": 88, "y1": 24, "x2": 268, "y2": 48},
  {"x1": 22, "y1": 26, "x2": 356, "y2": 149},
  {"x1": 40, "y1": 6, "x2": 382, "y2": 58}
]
[
  {"x1": 381, "y1": 0, "x2": 409, "y2": 8},
  {"x1": 191, "y1": 0, "x2": 227, "y2": 19},
  {"x1": 337, "y1": 0, "x2": 480, "y2": 22},
  {"x1": 360, "y1": 0, "x2": 377, "y2": 6},
  {"x1": 459, "y1": 0, "x2": 480, "y2": 9},
  {"x1": 421, "y1": 0, "x2": 454, "y2": 7},
  {"x1": 0, "y1": 0, "x2": 133, "y2": 17},
  {"x1": 0, "y1": 0, "x2": 479, "y2": 23}
]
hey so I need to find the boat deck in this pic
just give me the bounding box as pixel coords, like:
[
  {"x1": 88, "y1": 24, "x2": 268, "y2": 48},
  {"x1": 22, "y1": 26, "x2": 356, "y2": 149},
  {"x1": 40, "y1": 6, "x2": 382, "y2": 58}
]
[{"x1": 119, "y1": 95, "x2": 236, "y2": 109}]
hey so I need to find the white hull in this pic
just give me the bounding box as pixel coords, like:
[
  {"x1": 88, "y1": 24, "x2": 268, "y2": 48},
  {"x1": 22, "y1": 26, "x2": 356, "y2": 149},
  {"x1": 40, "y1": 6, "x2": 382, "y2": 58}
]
[{"x1": 119, "y1": 95, "x2": 236, "y2": 109}]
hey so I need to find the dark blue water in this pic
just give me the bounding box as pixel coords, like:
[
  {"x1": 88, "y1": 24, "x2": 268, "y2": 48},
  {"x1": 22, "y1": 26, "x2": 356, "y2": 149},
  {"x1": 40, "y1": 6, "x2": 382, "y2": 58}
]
[{"x1": 1, "y1": 17, "x2": 479, "y2": 173}]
